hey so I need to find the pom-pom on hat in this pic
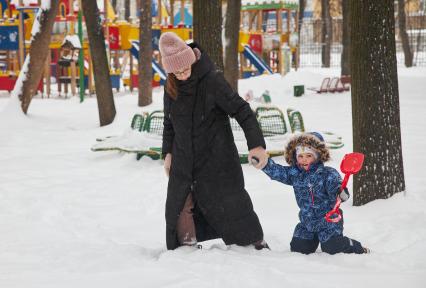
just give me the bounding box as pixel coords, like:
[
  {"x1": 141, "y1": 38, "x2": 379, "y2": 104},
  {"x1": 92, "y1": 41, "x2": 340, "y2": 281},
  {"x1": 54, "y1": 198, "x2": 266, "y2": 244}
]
[{"x1": 308, "y1": 132, "x2": 325, "y2": 142}]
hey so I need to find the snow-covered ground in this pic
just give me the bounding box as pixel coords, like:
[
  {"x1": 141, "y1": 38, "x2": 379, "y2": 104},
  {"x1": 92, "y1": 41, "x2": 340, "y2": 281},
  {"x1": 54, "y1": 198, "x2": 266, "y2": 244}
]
[{"x1": 1, "y1": 68, "x2": 425, "y2": 287}]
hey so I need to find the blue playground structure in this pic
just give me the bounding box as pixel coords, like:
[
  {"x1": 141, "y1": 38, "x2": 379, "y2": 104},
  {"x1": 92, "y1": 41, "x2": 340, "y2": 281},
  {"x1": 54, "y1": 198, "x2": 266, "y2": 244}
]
[
  {"x1": 242, "y1": 44, "x2": 273, "y2": 75},
  {"x1": 130, "y1": 40, "x2": 167, "y2": 85}
]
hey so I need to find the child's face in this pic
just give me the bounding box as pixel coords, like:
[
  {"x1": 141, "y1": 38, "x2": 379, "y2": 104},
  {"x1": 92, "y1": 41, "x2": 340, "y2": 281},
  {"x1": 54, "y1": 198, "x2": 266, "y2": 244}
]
[{"x1": 297, "y1": 153, "x2": 316, "y2": 170}]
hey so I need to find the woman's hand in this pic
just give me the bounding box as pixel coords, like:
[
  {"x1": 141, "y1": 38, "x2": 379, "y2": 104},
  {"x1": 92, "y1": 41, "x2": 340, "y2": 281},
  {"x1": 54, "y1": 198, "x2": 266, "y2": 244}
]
[
  {"x1": 164, "y1": 153, "x2": 172, "y2": 177},
  {"x1": 248, "y1": 146, "x2": 268, "y2": 169}
]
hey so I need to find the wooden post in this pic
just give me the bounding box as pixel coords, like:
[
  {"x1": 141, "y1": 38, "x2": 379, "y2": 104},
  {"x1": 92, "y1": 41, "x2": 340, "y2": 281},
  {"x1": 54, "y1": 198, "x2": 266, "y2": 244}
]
[
  {"x1": 295, "y1": 9, "x2": 299, "y2": 70},
  {"x1": 68, "y1": 0, "x2": 74, "y2": 33},
  {"x1": 18, "y1": 0, "x2": 24, "y2": 68},
  {"x1": 249, "y1": 11, "x2": 255, "y2": 31},
  {"x1": 6, "y1": 50, "x2": 10, "y2": 71},
  {"x1": 64, "y1": 68, "x2": 69, "y2": 97},
  {"x1": 157, "y1": 0, "x2": 162, "y2": 25},
  {"x1": 44, "y1": 51, "x2": 51, "y2": 98},
  {"x1": 57, "y1": 64, "x2": 62, "y2": 95},
  {"x1": 120, "y1": 51, "x2": 129, "y2": 77},
  {"x1": 170, "y1": 0, "x2": 174, "y2": 26},
  {"x1": 181, "y1": 0, "x2": 185, "y2": 23},
  {"x1": 294, "y1": 9, "x2": 299, "y2": 34},
  {"x1": 104, "y1": 0, "x2": 110, "y2": 70},
  {"x1": 8, "y1": 0, "x2": 13, "y2": 19},
  {"x1": 13, "y1": 51, "x2": 19, "y2": 72},
  {"x1": 248, "y1": 11, "x2": 252, "y2": 30},
  {"x1": 70, "y1": 60, "x2": 77, "y2": 96},
  {"x1": 286, "y1": 9, "x2": 290, "y2": 34},
  {"x1": 257, "y1": 10, "x2": 263, "y2": 31},
  {"x1": 88, "y1": 48, "x2": 94, "y2": 94},
  {"x1": 239, "y1": 52, "x2": 244, "y2": 78},
  {"x1": 113, "y1": 50, "x2": 120, "y2": 72},
  {"x1": 78, "y1": 0, "x2": 85, "y2": 102},
  {"x1": 129, "y1": 50, "x2": 133, "y2": 92},
  {"x1": 277, "y1": 9, "x2": 282, "y2": 33},
  {"x1": 277, "y1": 9, "x2": 282, "y2": 73},
  {"x1": 69, "y1": 0, "x2": 76, "y2": 96}
]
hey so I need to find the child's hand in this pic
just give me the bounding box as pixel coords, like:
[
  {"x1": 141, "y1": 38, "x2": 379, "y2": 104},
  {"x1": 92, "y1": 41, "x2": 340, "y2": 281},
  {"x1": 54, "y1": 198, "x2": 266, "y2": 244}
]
[
  {"x1": 249, "y1": 146, "x2": 268, "y2": 169},
  {"x1": 339, "y1": 187, "x2": 350, "y2": 202}
]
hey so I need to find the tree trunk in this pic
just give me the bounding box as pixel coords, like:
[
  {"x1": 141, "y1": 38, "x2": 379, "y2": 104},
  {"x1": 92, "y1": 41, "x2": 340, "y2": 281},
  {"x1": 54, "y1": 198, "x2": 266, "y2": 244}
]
[
  {"x1": 321, "y1": 0, "x2": 332, "y2": 67},
  {"x1": 82, "y1": 0, "x2": 116, "y2": 126},
  {"x1": 341, "y1": 0, "x2": 350, "y2": 75},
  {"x1": 20, "y1": 2, "x2": 59, "y2": 114},
  {"x1": 298, "y1": 0, "x2": 305, "y2": 34},
  {"x1": 193, "y1": 0, "x2": 224, "y2": 72},
  {"x1": 351, "y1": 0, "x2": 405, "y2": 206},
  {"x1": 138, "y1": 0, "x2": 153, "y2": 106},
  {"x1": 398, "y1": 0, "x2": 413, "y2": 67},
  {"x1": 125, "y1": 0, "x2": 130, "y2": 21},
  {"x1": 224, "y1": 0, "x2": 241, "y2": 91}
]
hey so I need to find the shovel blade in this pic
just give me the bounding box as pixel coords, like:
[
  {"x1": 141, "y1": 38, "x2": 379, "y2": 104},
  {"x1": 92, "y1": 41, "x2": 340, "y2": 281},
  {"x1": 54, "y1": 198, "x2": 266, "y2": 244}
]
[{"x1": 340, "y1": 152, "x2": 365, "y2": 174}]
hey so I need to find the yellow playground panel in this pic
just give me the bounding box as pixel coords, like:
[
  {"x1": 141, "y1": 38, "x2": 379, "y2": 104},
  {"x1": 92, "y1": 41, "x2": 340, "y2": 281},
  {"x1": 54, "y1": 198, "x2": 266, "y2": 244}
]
[
  {"x1": 161, "y1": 26, "x2": 192, "y2": 41},
  {"x1": 240, "y1": 0, "x2": 300, "y2": 72}
]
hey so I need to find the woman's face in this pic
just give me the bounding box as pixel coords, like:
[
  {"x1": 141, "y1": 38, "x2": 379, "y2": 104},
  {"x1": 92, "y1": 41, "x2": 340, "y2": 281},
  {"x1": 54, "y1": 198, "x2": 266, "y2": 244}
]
[{"x1": 174, "y1": 66, "x2": 192, "y2": 81}]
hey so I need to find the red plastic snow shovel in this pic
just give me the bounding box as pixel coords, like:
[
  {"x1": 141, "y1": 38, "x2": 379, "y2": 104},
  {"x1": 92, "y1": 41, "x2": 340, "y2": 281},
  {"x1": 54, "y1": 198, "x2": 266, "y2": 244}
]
[{"x1": 325, "y1": 152, "x2": 365, "y2": 223}]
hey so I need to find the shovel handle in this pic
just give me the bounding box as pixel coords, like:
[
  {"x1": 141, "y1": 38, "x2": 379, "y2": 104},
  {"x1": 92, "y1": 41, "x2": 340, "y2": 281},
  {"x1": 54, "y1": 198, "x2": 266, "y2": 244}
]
[
  {"x1": 325, "y1": 197, "x2": 342, "y2": 223},
  {"x1": 325, "y1": 174, "x2": 348, "y2": 222},
  {"x1": 340, "y1": 173, "x2": 350, "y2": 192}
]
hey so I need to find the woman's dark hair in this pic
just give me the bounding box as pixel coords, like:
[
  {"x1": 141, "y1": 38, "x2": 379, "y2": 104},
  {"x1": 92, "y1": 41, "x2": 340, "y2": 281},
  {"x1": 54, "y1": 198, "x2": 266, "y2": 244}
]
[{"x1": 165, "y1": 73, "x2": 178, "y2": 100}]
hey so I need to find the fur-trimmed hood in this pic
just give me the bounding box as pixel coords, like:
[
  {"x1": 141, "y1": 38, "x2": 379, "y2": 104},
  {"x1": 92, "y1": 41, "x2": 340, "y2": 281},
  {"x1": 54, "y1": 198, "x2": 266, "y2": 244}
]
[{"x1": 285, "y1": 133, "x2": 330, "y2": 165}]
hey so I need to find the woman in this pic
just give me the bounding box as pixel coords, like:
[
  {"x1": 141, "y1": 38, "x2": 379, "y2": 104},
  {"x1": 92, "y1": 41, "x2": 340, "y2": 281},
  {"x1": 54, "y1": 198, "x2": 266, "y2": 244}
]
[{"x1": 159, "y1": 32, "x2": 269, "y2": 250}]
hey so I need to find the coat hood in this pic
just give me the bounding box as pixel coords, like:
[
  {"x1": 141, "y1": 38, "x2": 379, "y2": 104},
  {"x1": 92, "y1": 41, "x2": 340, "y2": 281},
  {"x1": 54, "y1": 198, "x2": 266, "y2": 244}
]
[
  {"x1": 285, "y1": 133, "x2": 330, "y2": 165},
  {"x1": 188, "y1": 42, "x2": 215, "y2": 80}
]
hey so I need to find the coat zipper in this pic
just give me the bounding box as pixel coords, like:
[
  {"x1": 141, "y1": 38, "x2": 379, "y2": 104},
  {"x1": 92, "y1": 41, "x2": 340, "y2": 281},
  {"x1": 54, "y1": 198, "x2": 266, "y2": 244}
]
[{"x1": 309, "y1": 184, "x2": 315, "y2": 205}]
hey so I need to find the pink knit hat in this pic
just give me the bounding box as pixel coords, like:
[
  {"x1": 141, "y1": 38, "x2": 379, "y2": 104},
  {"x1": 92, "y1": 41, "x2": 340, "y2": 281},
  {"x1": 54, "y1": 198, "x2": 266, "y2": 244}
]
[{"x1": 159, "y1": 32, "x2": 196, "y2": 74}]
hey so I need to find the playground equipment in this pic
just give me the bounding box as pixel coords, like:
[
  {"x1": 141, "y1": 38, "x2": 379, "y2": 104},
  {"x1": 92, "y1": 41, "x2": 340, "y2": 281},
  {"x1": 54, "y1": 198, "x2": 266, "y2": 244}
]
[
  {"x1": 242, "y1": 44, "x2": 273, "y2": 75},
  {"x1": 1, "y1": 0, "x2": 301, "y2": 98},
  {"x1": 127, "y1": 39, "x2": 166, "y2": 88},
  {"x1": 0, "y1": 0, "x2": 175, "y2": 96},
  {"x1": 239, "y1": 0, "x2": 300, "y2": 76},
  {"x1": 0, "y1": 1, "x2": 41, "y2": 92}
]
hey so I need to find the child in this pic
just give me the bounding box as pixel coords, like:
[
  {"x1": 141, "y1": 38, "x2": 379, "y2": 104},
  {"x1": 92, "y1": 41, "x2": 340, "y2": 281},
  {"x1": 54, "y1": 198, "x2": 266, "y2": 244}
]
[{"x1": 256, "y1": 132, "x2": 369, "y2": 254}]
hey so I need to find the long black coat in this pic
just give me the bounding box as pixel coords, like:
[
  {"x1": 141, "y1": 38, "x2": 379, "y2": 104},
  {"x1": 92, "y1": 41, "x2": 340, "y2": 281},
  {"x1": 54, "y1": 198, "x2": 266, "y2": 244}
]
[{"x1": 162, "y1": 44, "x2": 266, "y2": 250}]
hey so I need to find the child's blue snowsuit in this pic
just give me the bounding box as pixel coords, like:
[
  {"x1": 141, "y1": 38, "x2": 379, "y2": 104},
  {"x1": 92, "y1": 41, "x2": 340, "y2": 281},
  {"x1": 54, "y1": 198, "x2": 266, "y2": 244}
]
[{"x1": 262, "y1": 158, "x2": 365, "y2": 254}]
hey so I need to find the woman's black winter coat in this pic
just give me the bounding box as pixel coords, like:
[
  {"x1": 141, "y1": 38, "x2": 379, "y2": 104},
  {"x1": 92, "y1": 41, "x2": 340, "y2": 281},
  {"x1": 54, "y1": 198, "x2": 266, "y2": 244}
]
[{"x1": 162, "y1": 44, "x2": 266, "y2": 250}]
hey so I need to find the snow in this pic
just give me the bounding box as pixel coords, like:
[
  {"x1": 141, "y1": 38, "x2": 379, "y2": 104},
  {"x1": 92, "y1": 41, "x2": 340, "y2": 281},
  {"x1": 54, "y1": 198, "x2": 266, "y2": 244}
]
[
  {"x1": 242, "y1": 0, "x2": 299, "y2": 6},
  {"x1": 62, "y1": 35, "x2": 83, "y2": 49},
  {"x1": 10, "y1": 55, "x2": 30, "y2": 101},
  {"x1": 1, "y1": 67, "x2": 426, "y2": 287}
]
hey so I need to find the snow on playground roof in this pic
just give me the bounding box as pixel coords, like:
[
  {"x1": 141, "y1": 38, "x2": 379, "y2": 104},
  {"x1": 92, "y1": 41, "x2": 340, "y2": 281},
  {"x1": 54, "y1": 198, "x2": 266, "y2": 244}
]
[
  {"x1": 241, "y1": 0, "x2": 299, "y2": 10},
  {"x1": 10, "y1": 0, "x2": 49, "y2": 9},
  {"x1": 62, "y1": 35, "x2": 82, "y2": 49},
  {"x1": 10, "y1": 0, "x2": 37, "y2": 6}
]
